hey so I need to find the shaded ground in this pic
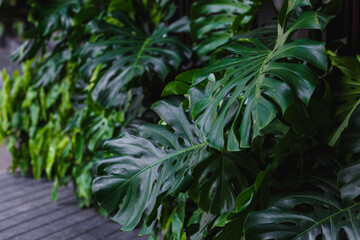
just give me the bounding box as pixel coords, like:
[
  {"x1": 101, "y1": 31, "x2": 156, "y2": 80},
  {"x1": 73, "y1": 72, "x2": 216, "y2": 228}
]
[{"x1": 0, "y1": 173, "x2": 147, "y2": 240}]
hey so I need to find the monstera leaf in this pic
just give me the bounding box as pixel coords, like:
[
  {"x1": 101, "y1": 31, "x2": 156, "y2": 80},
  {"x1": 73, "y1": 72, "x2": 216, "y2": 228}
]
[
  {"x1": 243, "y1": 162, "x2": 360, "y2": 240},
  {"x1": 187, "y1": 0, "x2": 327, "y2": 150},
  {"x1": 12, "y1": 0, "x2": 81, "y2": 61},
  {"x1": 189, "y1": 151, "x2": 258, "y2": 215},
  {"x1": 190, "y1": 0, "x2": 261, "y2": 57},
  {"x1": 80, "y1": 11, "x2": 190, "y2": 107},
  {"x1": 328, "y1": 53, "x2": 360, "y2": 146},
  {"x1": 92, "y1": 100, "x2": 209, "y2": 231}
]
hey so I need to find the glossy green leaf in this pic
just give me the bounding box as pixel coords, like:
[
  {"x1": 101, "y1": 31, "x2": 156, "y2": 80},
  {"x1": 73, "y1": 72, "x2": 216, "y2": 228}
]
[
  {"x1": 161, "y1": 81, "x2": 191, "y2": 97},
  {"x1": 92, "y1": 100, "x2": 209, "y2": 231},
  {"x1": 190, "y1": 4, "x2": 326, "y2": 151},
  {"x1": 338, "y1": 161, "x2": 360, "y2": 203},
  {"x1": 189, "y1": 152, "x2": 251, "y2": 215},
  {"x1": 190, "y1": 0, "x2": 261, "y2": 57},
  {"x1": 244, "y1": 171, "x2": 360, "y2": 240},
  {"x1": 81, "y1": 11, "x2": 190, "y2": 107}
]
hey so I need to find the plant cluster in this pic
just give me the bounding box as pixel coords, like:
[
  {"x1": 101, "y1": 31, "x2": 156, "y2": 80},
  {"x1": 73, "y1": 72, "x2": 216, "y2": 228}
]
[
  {"x1": 1, "y1": 0, "x2": 360, "y2": 239},
  {"x1": 0, "y1": 0, "x2": 190, "y2": 206}
]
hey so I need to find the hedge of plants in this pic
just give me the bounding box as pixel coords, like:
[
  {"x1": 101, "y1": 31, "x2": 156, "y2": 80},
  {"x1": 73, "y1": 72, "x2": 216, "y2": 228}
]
[{"x1": 1, "y1": 0, "x2": 360, "y2": 239}]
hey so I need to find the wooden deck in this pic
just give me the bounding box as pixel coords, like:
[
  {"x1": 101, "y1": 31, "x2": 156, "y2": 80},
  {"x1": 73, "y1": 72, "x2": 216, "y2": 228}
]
[{"x1": 0, "y1": 173, "x2": 147, "y2": 240}]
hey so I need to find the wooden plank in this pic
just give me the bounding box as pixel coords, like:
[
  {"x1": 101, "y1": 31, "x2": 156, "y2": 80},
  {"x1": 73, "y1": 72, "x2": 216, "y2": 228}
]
[
  {"x1": 0, "y1": 194, "x2": 73, "y2": 231},
  {"x1": 105, "y1": 229, "x2": 147, "y2": 240},
  {"x1": 0, "y1": 182, "x2": 52, "y2": 205},
  {"x1": 0, "y1": 184, "x2": 67, "y2": 212},
  {"x1": 0, "y1": 177, "x2": 46, "y2": 191},
  {"x1": 10, "y1": 209, "x2": 98, "y2": 240},
  {"x1": 73, "y1": 222, "x2": 121, "y2": 240},
  {"x1": 0, "y1": 173, "x2": 147, "y2": 240},
  {"x1": 40, "y1": 215, "x2": 108, "y2": 240},
  {"x1": 0, "y1": 204, "x2": 84, "y2": 239},
  {"x1": 0, "y1": 175, "x2": 33, "y2": 189},
  {"x1": 0, "y1": 182, "x2": 53, "y2": 204},
  {"x1": 0, "y1": 187, "x2": 73, "y2": 221},
  {"x1": 0, "y1": 180, "x2": 52, "y2": 200},
  {"x1": 0, "y1": 172, "x2": 13, "y2": 180}
]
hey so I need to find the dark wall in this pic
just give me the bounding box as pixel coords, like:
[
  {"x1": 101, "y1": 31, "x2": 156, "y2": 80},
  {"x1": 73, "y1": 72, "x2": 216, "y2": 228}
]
[{"x1": 326, "y1": 0, "x2": 359, "y2": 55}]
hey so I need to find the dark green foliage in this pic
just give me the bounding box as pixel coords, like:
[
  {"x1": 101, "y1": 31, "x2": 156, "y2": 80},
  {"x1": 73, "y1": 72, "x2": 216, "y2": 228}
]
[
  {"x1": 91, "y1": 0, "x2": 360, "y2": 239},
  {"x1": 244, "y1": 163, "x2": 360, "y2": 240},
  {"x1": 3, "y1": 0, "x2": 360, "y2": 239},
  {"x1": 1, "y1": 0, "x2": 192, "y2": 207},
  {"x1": 80, "y1": 11, "x2": 190, "y2": 108},
  {"x1": 190, "y1": 0, "x2": 262, "y2": 57},
  {"x1": 93, "y1": 100, "x2": 209, "y2": 231}
]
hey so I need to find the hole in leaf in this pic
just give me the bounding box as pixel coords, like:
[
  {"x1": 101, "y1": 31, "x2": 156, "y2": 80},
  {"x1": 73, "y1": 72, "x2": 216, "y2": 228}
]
[
  {"x1": 160, "y1": 182, "x2": 166, "y2": 191},
  {"x1": 151, "y1": 180, "x2": 157, "y2": 191},
  {"x1": 292, "y1": 203, "x2": 315, "y2": 213},
  {"x1": 192, "y1": 129, "x2": 199, "y2": 139},
  {"x1": 206, "y1": 172, "x2": 213, "y2": 179},
  {"x1": 177, "y1": 137, "x2": 185, "y2": 146},
  {"x1": 341, "y1": 216, "x2": 347, "y2": 221},
  {"x1": 315, "y1": 234, "x2": 323, "y2": 240},
  {"x1": 158, "y1": 164, "x2": 164, "y2": 174},
  {"x1": 334, "y1": 194, "x2": 343, "y2": 202},
  {"x1": 166, "y1": 125, "x2": 175, "y2": 133},
  {"x1": 172, "y1": 159, "x2": 178, "y2": 166},
  {"x1": 280, "y1": 222, "x2": 296, "y2": 226},
  {"x1": 338, "y1": 228, "x2": 348, "y2": 240},
  {"x1": 354, "y1": 195, "x2": 360, "y2": 202}
]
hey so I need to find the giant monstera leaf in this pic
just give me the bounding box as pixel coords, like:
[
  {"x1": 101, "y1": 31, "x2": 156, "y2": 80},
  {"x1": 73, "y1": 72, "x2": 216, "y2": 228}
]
[
  {"x1": 243, "y1": 162, "x2": 360, "y2": 240},
  {"x1": 80, "y1": 11, "x2": 190, "y2": 107},
  {"x1": 92, "y1": 100, "x2": 209, "y2": 231},
  {"x1": 187, "y1": 0, "x2": 328, "y2": 150},
  {"x1": 190, "y1": 0, "x2": 261, "y2": 57}
]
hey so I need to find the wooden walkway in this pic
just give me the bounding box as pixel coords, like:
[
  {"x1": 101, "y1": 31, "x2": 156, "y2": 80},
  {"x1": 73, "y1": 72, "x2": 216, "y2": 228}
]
[{"x1": 0, "y1": 173, "x2": 147, "y2": 240}]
